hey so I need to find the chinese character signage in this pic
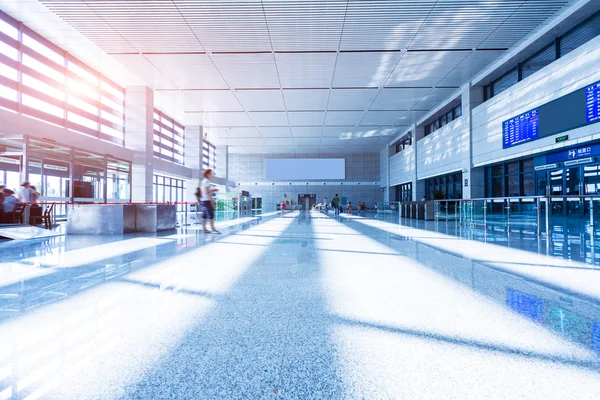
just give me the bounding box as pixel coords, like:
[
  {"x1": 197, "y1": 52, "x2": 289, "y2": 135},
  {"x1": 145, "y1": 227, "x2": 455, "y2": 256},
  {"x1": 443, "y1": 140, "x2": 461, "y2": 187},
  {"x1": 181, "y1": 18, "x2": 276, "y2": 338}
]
[{"x1": 546, "y1": 143, "x2": 600, "y2": 163}]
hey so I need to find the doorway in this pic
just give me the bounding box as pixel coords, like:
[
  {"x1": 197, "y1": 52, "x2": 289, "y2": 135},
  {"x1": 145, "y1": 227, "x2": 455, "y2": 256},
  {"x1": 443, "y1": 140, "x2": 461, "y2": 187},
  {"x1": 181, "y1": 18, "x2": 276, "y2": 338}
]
[
  {"x1": 536, "y1": 164, "x2": 598, "y2": 218},
  {"x1": 298, "y1": 194, "x2": 316, "y2": 211}
]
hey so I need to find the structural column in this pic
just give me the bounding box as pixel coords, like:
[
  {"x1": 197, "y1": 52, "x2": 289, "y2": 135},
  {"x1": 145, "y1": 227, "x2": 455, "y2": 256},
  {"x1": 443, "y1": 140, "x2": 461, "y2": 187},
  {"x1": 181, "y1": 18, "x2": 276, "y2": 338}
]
[
  {"x1": 184, "y1": 125, "x2": 202, "y2": 202},
  {"x1": 462, "y1": 83, "x2": 485, "y2": 199},
  {"x1": 125, "y1": 86, "x2": 154, "y2": 202}
]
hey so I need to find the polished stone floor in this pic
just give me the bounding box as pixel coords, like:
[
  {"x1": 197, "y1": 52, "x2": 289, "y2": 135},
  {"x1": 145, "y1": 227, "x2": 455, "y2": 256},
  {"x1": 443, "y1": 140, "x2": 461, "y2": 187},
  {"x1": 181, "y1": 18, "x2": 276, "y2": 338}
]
[{"x1": 0, "y1": 211, "x2": 599, "y2": 399}]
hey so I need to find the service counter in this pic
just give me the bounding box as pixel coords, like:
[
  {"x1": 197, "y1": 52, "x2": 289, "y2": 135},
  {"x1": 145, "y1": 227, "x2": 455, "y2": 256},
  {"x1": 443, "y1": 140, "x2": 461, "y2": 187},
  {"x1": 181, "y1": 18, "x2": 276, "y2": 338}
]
[{"x1": 67, "y1": 204, "x2": 176, "y2": 235}]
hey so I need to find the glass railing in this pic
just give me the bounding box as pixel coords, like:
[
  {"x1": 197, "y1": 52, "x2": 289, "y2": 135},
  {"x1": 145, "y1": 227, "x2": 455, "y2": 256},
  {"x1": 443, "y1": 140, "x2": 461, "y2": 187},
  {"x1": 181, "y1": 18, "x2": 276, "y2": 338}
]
[
  {"x1": 376, "y1": 202, "x2": 401, "y2": 216},
  {"x1": 434, "y1": 196, "x2": 600, "y2": 236}
]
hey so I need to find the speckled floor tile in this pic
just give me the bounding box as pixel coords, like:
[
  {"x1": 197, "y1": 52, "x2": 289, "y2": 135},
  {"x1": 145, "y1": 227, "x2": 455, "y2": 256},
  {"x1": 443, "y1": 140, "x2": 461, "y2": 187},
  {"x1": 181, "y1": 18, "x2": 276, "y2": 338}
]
[{"x1": 1, "y1": 212, "x2": 600, "y2": 399}]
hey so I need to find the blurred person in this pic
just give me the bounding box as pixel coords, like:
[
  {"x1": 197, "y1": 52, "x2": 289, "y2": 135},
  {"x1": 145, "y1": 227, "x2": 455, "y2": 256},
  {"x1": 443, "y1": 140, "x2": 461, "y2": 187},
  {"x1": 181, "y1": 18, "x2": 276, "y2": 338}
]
[
  {"x1": 199, "y1": 169, "x2": 220, "y2": 234},
  {"x1": 19, "y1": 182, "x2": 32, "y2": 202},
  {"x1": 347, "y1": 201, "x2": 353, "y2": 215},
  {"x1": 2, "y1": 189, "x2": 22, "y2": 223},
  {"x1": 333, "y1": 194, "x2": 341, "y2": 215}
]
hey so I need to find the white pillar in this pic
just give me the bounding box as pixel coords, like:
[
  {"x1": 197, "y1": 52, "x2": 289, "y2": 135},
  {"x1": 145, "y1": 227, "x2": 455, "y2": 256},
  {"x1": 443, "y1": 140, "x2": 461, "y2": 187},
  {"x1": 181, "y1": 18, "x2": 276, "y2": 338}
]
[{"x1": 125, "y1": 86, "x2": 154, "y2": 202}]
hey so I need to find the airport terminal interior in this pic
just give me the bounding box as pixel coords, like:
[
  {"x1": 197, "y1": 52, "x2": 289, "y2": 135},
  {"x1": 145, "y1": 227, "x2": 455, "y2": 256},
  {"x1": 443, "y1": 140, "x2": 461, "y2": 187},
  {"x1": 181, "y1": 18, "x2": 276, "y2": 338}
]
[{"x1": 1, "y1": 0, "x2": 600, "y2": 399}]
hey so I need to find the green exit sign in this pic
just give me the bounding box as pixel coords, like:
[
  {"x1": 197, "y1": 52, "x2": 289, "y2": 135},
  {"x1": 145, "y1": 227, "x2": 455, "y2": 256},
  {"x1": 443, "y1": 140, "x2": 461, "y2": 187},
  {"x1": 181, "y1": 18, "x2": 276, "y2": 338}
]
[{"x1": 556, "y1": 135, "x2": 569, "y2": 143}]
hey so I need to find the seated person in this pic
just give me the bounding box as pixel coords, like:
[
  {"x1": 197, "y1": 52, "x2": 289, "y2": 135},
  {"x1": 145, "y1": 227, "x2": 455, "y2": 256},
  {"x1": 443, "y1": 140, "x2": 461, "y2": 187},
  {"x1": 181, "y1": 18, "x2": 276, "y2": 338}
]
[{"x1": 1, "y1": 189, "x2": 22, "y2": 223}]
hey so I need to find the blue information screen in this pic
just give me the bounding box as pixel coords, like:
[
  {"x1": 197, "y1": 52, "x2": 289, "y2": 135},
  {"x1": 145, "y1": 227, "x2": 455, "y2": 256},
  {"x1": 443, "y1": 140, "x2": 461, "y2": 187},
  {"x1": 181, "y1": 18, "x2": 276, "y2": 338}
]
[
  {"x1": 586, "y1": 82, "x2": 600, "y2": 123},
  {"x1": 503, "y1": 109, "x2": 539, "y2": 148}
]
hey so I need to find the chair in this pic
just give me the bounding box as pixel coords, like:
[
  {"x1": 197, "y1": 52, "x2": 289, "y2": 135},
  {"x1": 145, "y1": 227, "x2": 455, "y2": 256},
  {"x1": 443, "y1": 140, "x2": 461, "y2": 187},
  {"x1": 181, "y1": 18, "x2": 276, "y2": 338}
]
[
  {"x1": 11, "y1": 203, "x2": 26, "y2": 224},
  {"x1": 31, "y1": 203, "x2": 55, "y2": 229}
]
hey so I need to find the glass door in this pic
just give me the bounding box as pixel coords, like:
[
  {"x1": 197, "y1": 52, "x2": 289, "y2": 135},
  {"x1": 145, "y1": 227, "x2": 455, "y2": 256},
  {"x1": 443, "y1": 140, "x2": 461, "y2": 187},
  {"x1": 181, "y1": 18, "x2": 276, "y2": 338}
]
[
  {"x1": 550, "y1": 169, "x2": 564, "y2": 216},
  {"x1": 565, "y1": 166, "x2": 583, "y2": 217}
]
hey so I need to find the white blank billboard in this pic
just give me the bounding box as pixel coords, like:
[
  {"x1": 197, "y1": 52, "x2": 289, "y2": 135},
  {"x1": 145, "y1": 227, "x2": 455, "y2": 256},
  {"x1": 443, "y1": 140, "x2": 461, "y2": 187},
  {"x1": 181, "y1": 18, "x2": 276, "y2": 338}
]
[{"x1": 265, "y1": 158, "x2": 345, "y2": 180}]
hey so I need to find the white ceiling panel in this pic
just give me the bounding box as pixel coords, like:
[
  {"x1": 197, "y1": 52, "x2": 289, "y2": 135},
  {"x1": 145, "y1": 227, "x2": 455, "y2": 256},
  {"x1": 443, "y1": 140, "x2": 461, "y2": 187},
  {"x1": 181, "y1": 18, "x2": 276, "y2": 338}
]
[
  {"x1": 258, "y1": 127, "x2": 292, "y2": 137},
  {"x1": 154, "y1": 91, "x2": 200, "y2": 119},
  {"x1": 111, "y1": 54, "x2": 176, "y2": 90},
  {"x1": 265, "y1": 137, "x2": 295, "y2": 146},
  {"x1": 249, "y1": 112, "x2": 289, "y2": 126},
  {"x1": 176, "y1": 1, "x2": 271, "y2": 52},
  {"x1": 291, "y1": 127, "x2": 322, "y2": 138},
  {"x1": 327, "y1": 89, "x2": 379, "y2": 111},
  {"x1": 203, "y1": 112, "x2": 253, "y2": 127},
  {"x1": 370, "y1": 88, "x2": 432, "y2": 111},
  {"x1": 333, "y1": 52, "x2": 403, "y2": 87},
  {"x1": 144, "y1": 54, "x2": 228, "y2": 89},
  {"x1": 322, "y1": 126, "x2": 356, "y2": 137},
  {"x1": 275, "y1": 53, "x2": 337, "y2": 88},
  {"x1": 283, "y1": 89, "x2": 330, "y2": 111},
  {"x1": 412, "y1": 88, "x2": 459, "y2": 110},
  {"x1": 386, "y1": 51, "x2": 470, "y2": 87},
  {"x1": 182, "y1": 90, "x2": 243, "y2": 112},
  {"x1": 211, "y1": 53, "x2": 280, "y2": 89},
  {"x1": 287, "y1": 112, "x2": 325, "y2": 126},
  {"x1": 324, "y1": 111, "x2": 365, "y2": 126},
  {"x1": 359, "y1": 111, "x2": 405, "y2": 126},
  {"x1": 29, "y1": 0, "x2": 572, "y2": 153},
  {"x1": 263, "y1": 0, "x2": 346, "y2": 51},
  {"x1": 235, "y1": 90, "x2": 286, "y2": 111},
  {"x1": 395, "y1": 111, "x2": 428, "y2": 126}
]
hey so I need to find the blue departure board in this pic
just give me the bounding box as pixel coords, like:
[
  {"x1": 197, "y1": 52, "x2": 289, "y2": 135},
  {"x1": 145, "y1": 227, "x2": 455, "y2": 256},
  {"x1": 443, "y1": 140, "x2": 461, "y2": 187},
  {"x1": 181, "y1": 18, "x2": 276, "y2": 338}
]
[
  {"x1": 503, "y1": 109, "x2": 539, "y2": 148},
  {"x1": 587, "y1": 82, "x2": 600, "y2": 123}
]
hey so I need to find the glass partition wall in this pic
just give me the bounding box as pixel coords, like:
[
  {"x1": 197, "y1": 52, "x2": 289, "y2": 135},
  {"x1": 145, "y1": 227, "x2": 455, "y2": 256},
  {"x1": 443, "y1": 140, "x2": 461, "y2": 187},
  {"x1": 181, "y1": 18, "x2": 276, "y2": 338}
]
[{"x1": 0, "y1": 135, "x2": 131, "y2": 217}]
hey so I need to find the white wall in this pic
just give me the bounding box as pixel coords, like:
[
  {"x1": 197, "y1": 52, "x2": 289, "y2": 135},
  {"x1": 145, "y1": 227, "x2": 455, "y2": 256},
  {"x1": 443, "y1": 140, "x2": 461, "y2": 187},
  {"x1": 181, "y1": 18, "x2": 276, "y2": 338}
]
[
  {"x1": 389, "y1": 146, "x2": 416, "y2": 187},
  {"x1": 230, "y1": 152, "x2": 382, "y2": 210},
  {"x1": 416, "y1": 116, "x2": 469, "y2": 180},
  {"x1": 472, "y1": 35, "x2": 600, "y2": 167}
]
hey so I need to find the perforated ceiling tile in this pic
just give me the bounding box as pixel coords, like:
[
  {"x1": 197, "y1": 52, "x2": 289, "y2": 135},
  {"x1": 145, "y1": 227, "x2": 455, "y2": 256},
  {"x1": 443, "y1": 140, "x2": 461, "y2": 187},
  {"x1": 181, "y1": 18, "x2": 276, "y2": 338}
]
[
  {"x1": 259, "y1": 127, "x2": 292, "y2": 137},
  {"x1": 182, "y1": 90, "x2": 243, "y2": 112},
  {"x1": 287, "y1": 111, "x2": 325, "y2": 126},
  {"x1": 283, "y1": 89, "x2": 330, "y2": 111},
  {"x1": 249, "y1": 112, "x2": 289, "y2": 126},
  {"x1": 324, "y1": 111, "x2": 366, "y2": 126},
  {"x1": 235, "y1": 90, "x2": 286, "y2": 112},
  {"x1": 327, "y1": 89, "x2": 380, "y2": 111},
  {"x1": 370, "y1": 88, "x2": 432, "y2": 111}
]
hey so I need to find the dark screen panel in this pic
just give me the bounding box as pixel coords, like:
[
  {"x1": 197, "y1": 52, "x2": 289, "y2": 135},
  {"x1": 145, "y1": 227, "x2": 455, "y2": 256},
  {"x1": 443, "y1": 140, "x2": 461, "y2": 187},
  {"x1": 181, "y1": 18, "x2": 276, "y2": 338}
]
[{"x1": 502, "y1": 79, "x2": 600, "y2": 148}]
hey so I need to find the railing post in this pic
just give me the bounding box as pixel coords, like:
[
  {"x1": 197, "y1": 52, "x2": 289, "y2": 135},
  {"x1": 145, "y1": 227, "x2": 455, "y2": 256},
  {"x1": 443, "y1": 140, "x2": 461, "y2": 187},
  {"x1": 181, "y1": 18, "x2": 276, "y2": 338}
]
[
  {"x1": 483, "y1": 200, "x2": 487, "y2": 230},
  {"x1": 536, "y1": 197, "x2": 542, "y2": 236},
  {"x1": 545, "y1": 197, "x2": 550, "y2": 237}
]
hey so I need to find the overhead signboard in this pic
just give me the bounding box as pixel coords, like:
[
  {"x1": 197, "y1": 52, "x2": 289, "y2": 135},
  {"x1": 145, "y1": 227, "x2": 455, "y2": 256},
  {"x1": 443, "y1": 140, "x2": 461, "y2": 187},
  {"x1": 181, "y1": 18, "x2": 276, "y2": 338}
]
[{"x1": 266, "y1": 158, "x2": 346, "y2": 180}]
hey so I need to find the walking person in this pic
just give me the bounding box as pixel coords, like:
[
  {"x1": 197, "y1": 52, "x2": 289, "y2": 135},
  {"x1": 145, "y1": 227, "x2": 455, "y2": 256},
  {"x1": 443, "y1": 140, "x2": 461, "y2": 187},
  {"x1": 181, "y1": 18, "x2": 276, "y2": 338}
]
[
  {"x1": 198, "y1": 169, "x2": 220, "y2": 234},
  {"x1": 333, "y1": 194, "x2": 341, "y2": 215}
]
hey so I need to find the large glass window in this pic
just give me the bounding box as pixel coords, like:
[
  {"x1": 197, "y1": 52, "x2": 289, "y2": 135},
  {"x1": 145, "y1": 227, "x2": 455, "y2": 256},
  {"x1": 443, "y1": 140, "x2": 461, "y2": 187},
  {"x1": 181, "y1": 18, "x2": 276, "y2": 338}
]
[
  {"x1": 153, "y1": 174, "x2": 185, "y2": 211},
  {"x1": 423, "y1": 104, "x2": 463, "y2": 137},
  {"x1": 153, "y1": 109, "x2": 184, "y2": 165},
  {"x1": 485, "y1": 158, "x2": 534, "y2": 197},
  {"x1": 425, "y1": 172, "x2": 463, "y2": 200},
  {"x1": 484, "y1": 10, "x2": 600, "y2": 101},
  {"x1": 203, "y1": 139, "x2": 216, "y2": 172},
  {"x1": 0, "y1": 10, "x2": 125, "y2": 144}
]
